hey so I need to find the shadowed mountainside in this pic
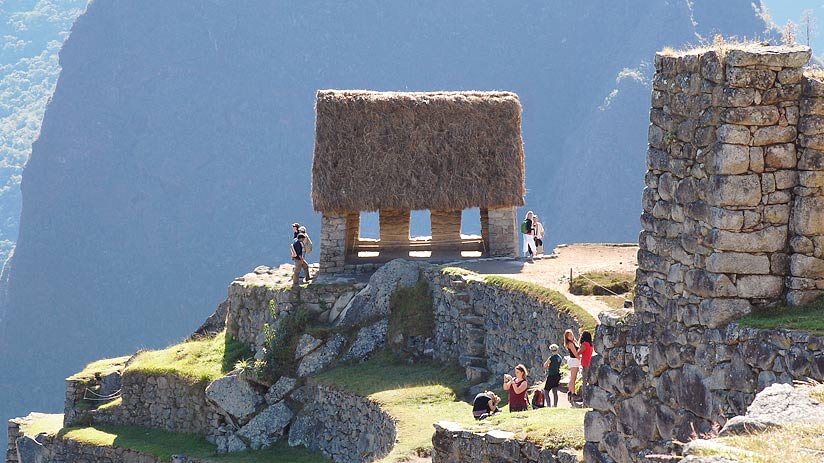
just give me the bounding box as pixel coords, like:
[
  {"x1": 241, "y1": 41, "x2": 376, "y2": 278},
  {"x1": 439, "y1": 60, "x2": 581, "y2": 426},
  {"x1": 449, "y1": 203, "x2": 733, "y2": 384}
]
[{"x1": 0, "y1": 0, "x2": 769, "y2": 446}]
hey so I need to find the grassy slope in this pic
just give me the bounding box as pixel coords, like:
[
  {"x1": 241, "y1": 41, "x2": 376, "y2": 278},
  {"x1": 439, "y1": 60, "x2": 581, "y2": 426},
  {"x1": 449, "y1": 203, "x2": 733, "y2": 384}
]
[
  {"x1": 568, "y1": 270, "x2": 634, "y2": 296},
  {"x1": 738, "y1": 297, "x2": 824, "y2": 335}
]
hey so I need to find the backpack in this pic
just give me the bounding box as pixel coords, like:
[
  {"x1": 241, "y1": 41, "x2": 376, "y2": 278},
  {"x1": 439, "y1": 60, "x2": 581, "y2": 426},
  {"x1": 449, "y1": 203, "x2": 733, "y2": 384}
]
[
  {"x1": 303, "y1": 234, "x2": 313, "y2": 255},
  {"x1": 520, "y1": 220, "x2": 529, "y2": 234},
  {"x1": 531, "y1": 389, "x2": 545, "y2": 409}
]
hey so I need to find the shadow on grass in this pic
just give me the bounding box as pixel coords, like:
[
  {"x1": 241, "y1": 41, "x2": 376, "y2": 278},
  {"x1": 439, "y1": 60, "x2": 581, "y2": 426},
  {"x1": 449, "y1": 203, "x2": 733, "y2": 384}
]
[{"x1": 222, "y1": 333, "x2": 253, "y2": 374}]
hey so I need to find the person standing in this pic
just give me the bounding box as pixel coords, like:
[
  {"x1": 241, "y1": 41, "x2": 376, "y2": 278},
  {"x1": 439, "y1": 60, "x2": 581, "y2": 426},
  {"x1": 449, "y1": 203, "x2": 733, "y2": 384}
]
[
  {"x1": 521, "y1": 211, "x2": 536, "y2": 259},
  {"x1": 564, "y1": 329, "x2": 581, "y2": 401},
  {"x1": 292, "y1": 223, "x2": 301, "y2": 239},
  {"x1": 542, "y1": 344, "x2": 563, "y2": 407},
  {"x1": 579, "y1": 331, "x2": 594, "y2": 402},
  {"x1": 291, "y1": 234, "x2": 310, "y2": 285},
  {"x1": 503, "y1": 364, "x2": 529, "y2": 412},
  {"x1": 534, "y1": 215, "x2": 545, "y2": 256}
]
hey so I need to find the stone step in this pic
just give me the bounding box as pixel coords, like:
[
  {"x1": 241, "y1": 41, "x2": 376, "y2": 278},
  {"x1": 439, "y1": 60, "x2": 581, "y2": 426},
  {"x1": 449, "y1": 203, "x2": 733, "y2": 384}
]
[
  {"x1": 462, "y1": 315, "x2": 485, "y2": 326},
  {"x1": 464, "y1": 327, "x2": 486, "y2": 340},
  {"x1": 465, "y1": 366, "x2": 489, "y2": 383},
  {"x1": 464, "y1": 342, "x2": 486, "y2": 357},
  {"x1": 459, "y1": 355, "x2": 486, "y2": 368}
]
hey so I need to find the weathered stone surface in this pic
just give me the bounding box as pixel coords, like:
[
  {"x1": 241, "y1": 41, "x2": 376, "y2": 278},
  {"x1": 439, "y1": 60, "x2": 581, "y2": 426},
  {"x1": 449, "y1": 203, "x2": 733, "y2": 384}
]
[
  {"x1": 699, "y1": 298, "x2": 752, "y2": 328},
  {"x1": 710, "y1": 227, "x2": 787, "y2": 253},
  {"x1": 725, "y1": 46, "x2": 810, "y2": 68},
  {"x1": 721, "y1": 383, "x2": 824, "y2": 437},
  {"x1": 792, "y1": 196, "x2": 824, "y2": 235},
  {"x1": 342, "y1": 319, "x2": 388, "y2": 362},
  {"x1": 707, "y1": 175, "x2": 761, "y2": 207},
  {"x1": 798, "y1": 148, "x2": 824, "y2": 170},
  {"x1": 799, "y1": 171, "x2": 824, "y2": 187},
  {"x1": 264, "y1": 376, "x2": 297, "y2": 405},
  {"x1": 708, "y1": 208, "x2": 743, "y2": 231},
  {"x1": 705, "y1": 252, "x2": 770, "y2": 275},
  {"x1": 616, "y1": 394, "x2": 656, "y2": 441},
  {"x1": 337, "y1": 259, "x2": 428, "y2": 326},
  {"x1": 762, "y1": 84, "x2": 802, "y2": 105},
  {"x1": 735, "y1": 275, "x2": 783, "y2": 298},
  {"x1": 717, "y1": 124, "x2": 751, "y2": 144},
  {"x1": 16, "y1": 435, "x2": 46, "y2": 463},
  {"x1": 721, "y1": 106, "x2": 779, "y2": 126},
  {"x1": 790, "y1": 254, "x2": 824, "y2": 278},
  {"x1": 764, "y1": 143, "x2": 797, "y2": 169},
  {"x1": 296, "y1": 334, "x2": 347, "y2": 377},
  {"x1": 714, "y1": 86, "x2": 754, "y2": 107},
  {"x1": 205, "y1": 374, "x2": 264, "y2": 423},
  {"x1": 584, "y1": 411, "x2": 613, "y2": 442},
  {"x1": 237, "y1": 401, "x2": 294, "y2": 450},
  {"x1": 706, "y1": 144, "x2": 749, "y2": 174},
  {"x1": 685, "y1": 269, "x2": 737, "y2": 298},
  {"x1": 726, "y1": 67, "x2": 775, "y2": 90},
  {"x1": 294, "y1": 334, "x2": 323, "y2": 360},
  {"x1": 752, "y1": 127, "x2": 796, "y2": 147}
]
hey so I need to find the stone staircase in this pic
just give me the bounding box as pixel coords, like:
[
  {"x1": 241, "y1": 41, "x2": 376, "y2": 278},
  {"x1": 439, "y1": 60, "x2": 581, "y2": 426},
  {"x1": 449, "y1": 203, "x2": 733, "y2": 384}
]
[{"x1": 448, "y1": 277, "x2": 490, "y2": 383}]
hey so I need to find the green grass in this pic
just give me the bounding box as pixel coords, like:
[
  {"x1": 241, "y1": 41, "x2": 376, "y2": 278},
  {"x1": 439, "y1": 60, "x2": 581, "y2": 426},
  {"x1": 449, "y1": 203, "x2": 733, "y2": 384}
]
[
  {"x1": 18, "y1": 414, "x2": 329, "y2": 463},
  {"x1": 569, "y1": 271, "x2": 634, "y2": 296},
  {"x1": 388, "y1": 274, "x2": 434, "y2": 343},
  {"x1": 692, "y1": 423, "x2": 824, "y2": 463},
  {"x1": 440, "y1": 266, "x2": 479, "y2": 277},
  {"x1": 127, "y1": 331, "x2": 250, "y2": 384},
  {"x1": 466, "y1": 407, "x2": 587, "y2": 450},
  {"x1": 68, "y1": 356, "x2": 132, "y2": 381},
  {"x1": 737, "y1": 298, "x2": 824, "y2": 335},
  {"x1": 483, "y1": 276, "x2": 598, "y2": 332},
  {"x1": 316, "y1": 351, "x2": 587, "y2": 462},
  {"x1": 596, "y1": 295, "x2": 630, "y2": 310}
]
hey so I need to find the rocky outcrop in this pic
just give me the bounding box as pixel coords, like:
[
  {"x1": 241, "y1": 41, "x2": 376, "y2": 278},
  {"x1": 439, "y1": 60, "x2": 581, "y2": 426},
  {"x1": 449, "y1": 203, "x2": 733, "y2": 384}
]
[{"x1": 336, "y1": 259, "x2": 428, "y2": 326}]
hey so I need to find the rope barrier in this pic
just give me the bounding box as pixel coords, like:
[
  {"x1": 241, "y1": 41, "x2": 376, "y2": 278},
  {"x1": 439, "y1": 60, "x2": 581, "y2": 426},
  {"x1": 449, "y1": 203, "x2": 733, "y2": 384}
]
[
  {"x1": 83, "y1": 386, "x2": 122, "y2": 401},
  {"x1": 569, "y1": 268, "x2": 629, "y2": 298}
]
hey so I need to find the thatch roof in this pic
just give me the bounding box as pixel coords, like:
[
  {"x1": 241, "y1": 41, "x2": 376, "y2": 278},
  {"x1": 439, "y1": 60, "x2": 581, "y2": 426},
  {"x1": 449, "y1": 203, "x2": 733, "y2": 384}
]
[{"x1": 312, "y1": 90, "x2": 525, "y2": 212}]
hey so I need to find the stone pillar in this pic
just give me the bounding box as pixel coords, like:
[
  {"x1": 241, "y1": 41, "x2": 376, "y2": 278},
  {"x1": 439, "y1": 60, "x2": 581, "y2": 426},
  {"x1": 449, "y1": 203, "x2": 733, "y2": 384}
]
[
  {"x1": 486, "y1": 206, "x2": 518, "y2": 257},
  {"x1": 788, "y1": 76, "x2": 824, "y2": 304},
  {"x1": 431, "y1": 209, "x2": 462, "y2": 254},
  {"x1": 344, "y1": 212, "x2": 360, "y2": 259},
  {"x1": 379, "y1": 209, "x2": 410, "y2": 256},
  {"x1": 319, "y1": 212, "x2": 346, "y2": 274},
  {"x1": 480, "y1": 208, "x2": 490, "y2": 255},
  {"x1": 586, "y1": 45, "x2": 813, "y2": 463}
]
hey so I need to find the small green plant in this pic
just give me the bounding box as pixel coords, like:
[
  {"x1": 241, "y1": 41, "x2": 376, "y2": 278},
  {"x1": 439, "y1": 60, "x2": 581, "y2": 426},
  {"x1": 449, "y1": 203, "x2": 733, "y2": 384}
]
[
  {"x1": 388, "y1": 274, "x2": 434, "y2": 346},
  {"x1": 664, "y1": 131, "x2": 677, "y2": 146},
  {"x1": 260, "y1": 299, "x2": 312, "y2": 380}
]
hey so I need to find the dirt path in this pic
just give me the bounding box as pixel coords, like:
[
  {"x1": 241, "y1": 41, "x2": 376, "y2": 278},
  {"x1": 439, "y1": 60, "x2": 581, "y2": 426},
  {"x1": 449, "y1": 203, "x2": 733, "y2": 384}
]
[{"x1": 454, "y1": 243, "x2": 639, "y2": 319}]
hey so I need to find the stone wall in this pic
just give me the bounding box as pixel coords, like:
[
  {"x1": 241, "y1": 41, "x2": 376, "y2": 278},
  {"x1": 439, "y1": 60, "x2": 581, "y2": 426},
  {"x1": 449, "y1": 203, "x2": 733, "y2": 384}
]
[
  {"x1": 225, "y1": 270, "x2": 362, "y2": 351},
  {"x1": 429, "y1": 269, "x2": 588, "y2": 382},
  {"x1": 92, "y1": 371, "x2": 222, "y2": 437},
  {"x1": 485, "y1": 207, "x2": 518, "y2": 257},
  {"x1": 320, "y1": 212, "x2": 348, "y2": 274},
  {"x1": 585, "y1": 44, "x2": 824, "y2": 463},
  {"x1": 432, "y1": 421, "x2": 579, "y2": 463},
  {"x1": 8, "y1": 414, "x2": 206, "y2": 463},
  {"x1": 288, "y1": 383, "x2": 397, "y2": 463}
]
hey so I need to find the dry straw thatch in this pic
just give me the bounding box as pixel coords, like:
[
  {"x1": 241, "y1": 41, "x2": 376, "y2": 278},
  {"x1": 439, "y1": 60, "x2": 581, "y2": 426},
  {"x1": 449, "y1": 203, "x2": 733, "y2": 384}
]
[{"x1": 312, "y1": 90, "x2": 525, "y2": 212}]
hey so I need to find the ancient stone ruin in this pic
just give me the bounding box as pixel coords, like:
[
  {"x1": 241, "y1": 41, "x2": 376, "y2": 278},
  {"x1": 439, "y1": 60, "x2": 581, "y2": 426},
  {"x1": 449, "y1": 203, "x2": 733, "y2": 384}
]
[
  {"x1": 311, "y1": 90, "x2": 526, "y2": 273},
  {"x1": 586, "y1": 44, "x2": 824, "y2": 463}
]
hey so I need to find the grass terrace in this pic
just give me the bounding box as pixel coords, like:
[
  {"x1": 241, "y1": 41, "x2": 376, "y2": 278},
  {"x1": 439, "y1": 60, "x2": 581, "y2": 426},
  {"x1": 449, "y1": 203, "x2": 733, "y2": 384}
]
[
  {"x1": 68, "y1": 356, "x2": 132, "y2": 381},
  {"x1": 691, "y1": 423, "x2": 824, "y2": 463},
  {"x1": 126, "y1": 331, "x2": 251, "y2": 383},
  {"x1": 483, "y1": 275, "x2": 598, "y2": 332},
  {"x1": 568, "y1": 271, "x2": 634, "y2": 297},
  {"x1": 16, "y1": 413, "x2": 329, "y2": 463},
  {"x1": 737, "y1": 297, "x2": 824, "y2": 335}
]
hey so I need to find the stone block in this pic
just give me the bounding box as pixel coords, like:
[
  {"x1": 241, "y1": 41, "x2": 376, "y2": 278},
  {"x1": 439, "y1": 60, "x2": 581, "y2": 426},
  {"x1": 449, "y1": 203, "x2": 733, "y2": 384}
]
[
  {"x1": 710, "y1": 226, "x2": 787, "y2": 253},
  {"x1": 752, "y1": 127, "x2": 796, "y2": 146},
  {"x1": 706, "y1": 144, "x2": 750, "y2": 174},
  {"x1": 237, "y1": 401, "x2": 294, "y2": 450},
  {"x1": 799, "y1": 171, "x2": 824, "y2": 187},
  {"x1": 700, "y1": 50, "x2": 724, "y2": 83},
  {"x1": 699, "y1": 298, "x2": 752, "y2": 328},
  {"x1": 721, "y1": 106, "x2": 780, "y2": 126},
  {"x1": 684, "y1": 269, "x2": 737, "y2": 297},
  {"x1": 724, "y1": 46, "x2": 810, "y2": 68},
  {"x1": 726, "y1": 67, "x2": 775, "y2": 90},
  {"x1": 790, "y1": 254, "x2": 824, "y2": 278},
  {"x1": 762, "y1": 84, "x2": 802, "y2": 105},
  {"x1": 774, "y1": 169, "x2": 798, "y2": 189},
  {"x1": 705, "y1": 252, "x2": 770, "y2": 274},
  {"x1": 802, "y1": 97, "x2": 824, "y2": 117},
  {"x1": 763, "y1": 204, "x2": 790, "y2": 224},
  {"x1": 709, "y1": 208, "x2": 744, "y2": 231},
  {"x1": 778, "y1": 67, "x2": 803, "y2": 84},
  {"x1": 800, "y1": 133, "x2": 824, "y2": 150},
  {"x1": 205, "y1": 374, "x2": 264, "y2": 423},
  {"x1": 791, "y1": 196, "x2": 824, "y2": 235},
  {"x1": 707, "y1": 174, "x2": 761, "y2": 207},
  {"x1": 714, "y1": 86, "x2": 755, "y2": 107},
  {"x1": 735, "y1": 275, "x2": 784, "y2": 298},
  {"x1": 798, "y1": 148, "x2": 824, "y2": 170},
  {"x1": 764, "y1": 143, "x2": 797, "y2": 169},
  {"x1": 787, "y1": 289, "x2": 824, "y2": 305},
  {"x1": 718, "y1": 124, "x2": 751, "y2": 144},
  {"x1": 800, "y1": 114, "x2": 824, "y2": 136}
]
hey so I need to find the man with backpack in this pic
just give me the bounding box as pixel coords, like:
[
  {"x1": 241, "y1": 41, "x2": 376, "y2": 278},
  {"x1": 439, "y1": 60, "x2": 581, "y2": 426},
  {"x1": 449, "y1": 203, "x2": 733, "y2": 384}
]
[{"x1": 291, "y1": 234, "x2": 311, "y2": 285}]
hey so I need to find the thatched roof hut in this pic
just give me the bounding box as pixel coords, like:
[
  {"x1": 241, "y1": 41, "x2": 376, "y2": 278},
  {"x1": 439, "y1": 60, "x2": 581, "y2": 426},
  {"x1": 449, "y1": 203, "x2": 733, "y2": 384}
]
[{"x1": 311, "y1": 90, "x2": 525, "y2": 212}]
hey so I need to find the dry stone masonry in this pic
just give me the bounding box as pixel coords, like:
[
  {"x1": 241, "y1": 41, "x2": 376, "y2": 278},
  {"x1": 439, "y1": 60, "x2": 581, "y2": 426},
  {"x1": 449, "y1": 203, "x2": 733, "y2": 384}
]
[
  {"x1": 432, "y1": 421, "x2": 579, "y2": 463},
  {"x1": 586, "y1": 44, "x2": 824, "y2": 463}
]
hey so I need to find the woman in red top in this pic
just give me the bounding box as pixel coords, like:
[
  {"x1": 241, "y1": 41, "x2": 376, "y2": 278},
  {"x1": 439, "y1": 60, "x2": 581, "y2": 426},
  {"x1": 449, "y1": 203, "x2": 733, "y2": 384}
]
[
  {"x1": 503, "y1": 364, "x2": 529, "y2": 412},
  {"x1": 579, "y1": 331, "x2": 594, "y2": 403}
]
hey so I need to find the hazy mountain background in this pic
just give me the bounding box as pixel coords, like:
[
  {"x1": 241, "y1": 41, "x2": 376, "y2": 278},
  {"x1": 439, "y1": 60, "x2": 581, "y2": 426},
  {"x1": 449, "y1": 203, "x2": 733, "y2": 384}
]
[{"x1": 0, "y1": 0, "x2": 788, "y2": 449}]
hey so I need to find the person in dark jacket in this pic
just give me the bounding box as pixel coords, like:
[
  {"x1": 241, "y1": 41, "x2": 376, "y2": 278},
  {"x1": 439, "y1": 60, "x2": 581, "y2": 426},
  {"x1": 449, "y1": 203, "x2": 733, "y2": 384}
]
[
  {"x1": 291, "y1": 234, "x2": 310, "y2": 285},
  {"x1": 472, "y1": 391, "x2": 501, "y2": 420}
]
